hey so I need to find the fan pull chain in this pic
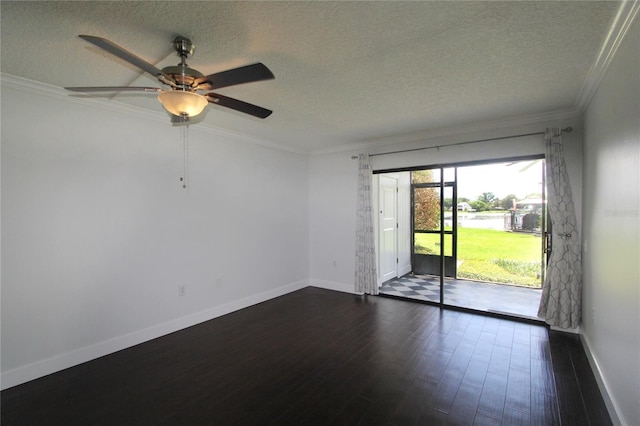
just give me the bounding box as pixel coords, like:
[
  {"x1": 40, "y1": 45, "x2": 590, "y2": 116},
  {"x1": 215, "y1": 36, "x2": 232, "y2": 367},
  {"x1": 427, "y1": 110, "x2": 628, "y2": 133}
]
[{"x1": 180, "y1": 124, "x2": 189, "y2": 189}]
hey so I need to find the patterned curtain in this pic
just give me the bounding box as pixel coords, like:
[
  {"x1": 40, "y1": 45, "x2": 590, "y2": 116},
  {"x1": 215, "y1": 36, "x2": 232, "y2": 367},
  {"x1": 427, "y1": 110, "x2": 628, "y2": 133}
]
[
  {"x1": 355, "y1": 154, "x2": 378, "y2": 295},
  {"x1": 538, "y1": 127, "x2": 582, "y2": 328}
]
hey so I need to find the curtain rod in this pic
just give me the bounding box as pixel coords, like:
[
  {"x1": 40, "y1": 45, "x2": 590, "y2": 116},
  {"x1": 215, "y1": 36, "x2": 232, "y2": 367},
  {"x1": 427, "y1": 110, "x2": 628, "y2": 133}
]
[{"x1": 351, "y1": 126, "x2": 573, "y2": 159}]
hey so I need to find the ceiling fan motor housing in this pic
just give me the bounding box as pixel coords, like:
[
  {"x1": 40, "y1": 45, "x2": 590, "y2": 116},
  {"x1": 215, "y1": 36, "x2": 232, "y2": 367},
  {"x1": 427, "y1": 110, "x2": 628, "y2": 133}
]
[
  {"x1": 163, "y1": 36, "x2": 202, "y2": 88},
  {"x1": 161, "y1": 65, "x2": 203, "y2": 88},
  {"x1": 173, "y1": 36, "x2": 195, "y2": 58}
]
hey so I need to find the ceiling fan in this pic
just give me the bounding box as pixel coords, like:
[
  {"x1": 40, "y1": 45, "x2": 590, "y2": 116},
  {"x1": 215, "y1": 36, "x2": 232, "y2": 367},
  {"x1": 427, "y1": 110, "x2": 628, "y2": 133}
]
[{"x1": 65, "y1": 35, "x2": 275, "y2": 122}]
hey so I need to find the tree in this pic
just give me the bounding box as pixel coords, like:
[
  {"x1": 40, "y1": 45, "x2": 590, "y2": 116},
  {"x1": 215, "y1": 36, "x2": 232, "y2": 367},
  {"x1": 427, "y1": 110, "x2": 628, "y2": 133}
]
[
  {"x1": 412, "y1": 170, "x2": 440, "y2": 230},
  {"x1": 479, "y1": 192, "x2": 496, "y2": 204},
  {"x1": 470, "y1": 200, "x2": 490, "y2": 212},
  {"x1": 500, "y1": 194, "x2": 518, "y2": 210},
  {"x1": 443, "y1": 198, "x2": 453, "y2": 210},
  {"x1": 414, "y1": 188, "x2": 440, "y2": 229},
  {"x1": 411, "y1": 170, "x2": 435, "y2": 184}
]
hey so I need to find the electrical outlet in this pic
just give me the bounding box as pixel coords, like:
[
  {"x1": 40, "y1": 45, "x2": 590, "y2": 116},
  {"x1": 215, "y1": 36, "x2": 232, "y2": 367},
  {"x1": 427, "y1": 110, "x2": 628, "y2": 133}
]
[
  {"x1": 215, "y1": 278, "x2": 222, "y2": 289},
  {"x1": 179, "y1": 285, "x2": 186, "y2": 296}
]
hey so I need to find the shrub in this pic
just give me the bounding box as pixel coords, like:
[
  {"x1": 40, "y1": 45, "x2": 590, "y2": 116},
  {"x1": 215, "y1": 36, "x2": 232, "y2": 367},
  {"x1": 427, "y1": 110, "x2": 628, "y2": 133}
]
[{"x1": 492, "y1": 259, "x2": 540, "y2": 278}]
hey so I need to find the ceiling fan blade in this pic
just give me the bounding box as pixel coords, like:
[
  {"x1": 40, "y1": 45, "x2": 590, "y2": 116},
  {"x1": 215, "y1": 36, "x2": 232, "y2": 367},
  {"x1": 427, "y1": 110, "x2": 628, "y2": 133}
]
[
  {"x1": 206, "y1": 93, "x2": 272, "y2": 119},
  {"x1": 65, "y1": 86, "x2": 161, "y2": 92},
  {"x1": 79, "y1": 35, "x2": 171, "y2": 81},
  {"x1": 194, "y1": 63, "x2": 274, "y2": 90}
]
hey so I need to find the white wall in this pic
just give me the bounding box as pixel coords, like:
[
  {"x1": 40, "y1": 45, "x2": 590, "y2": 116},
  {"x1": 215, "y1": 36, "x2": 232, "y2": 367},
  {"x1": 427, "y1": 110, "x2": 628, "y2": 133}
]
[
  {"x1": 309, "y1": 115, "x2": 583, "y2": 293},
  {"x1": 1, "y1": 77, "x2": 309, "y2": 388},
  {"x1": 308, "y1": 152, "x2": 358, "y2": 293},
  {"x1": 581, "y1": 16, "x2": 639, "y2": 426}
]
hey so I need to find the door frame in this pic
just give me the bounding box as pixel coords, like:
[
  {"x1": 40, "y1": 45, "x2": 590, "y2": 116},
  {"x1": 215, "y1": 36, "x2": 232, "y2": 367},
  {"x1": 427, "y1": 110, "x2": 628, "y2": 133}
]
[{"x1": 410, "y1": 169, "x2": 458, "y2": 279}]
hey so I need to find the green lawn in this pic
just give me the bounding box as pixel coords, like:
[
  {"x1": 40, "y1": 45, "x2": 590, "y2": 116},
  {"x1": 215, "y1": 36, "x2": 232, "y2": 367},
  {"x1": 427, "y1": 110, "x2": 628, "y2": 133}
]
[{"x1": 415, "y1": 228, "x2": 543, "y2": 287}]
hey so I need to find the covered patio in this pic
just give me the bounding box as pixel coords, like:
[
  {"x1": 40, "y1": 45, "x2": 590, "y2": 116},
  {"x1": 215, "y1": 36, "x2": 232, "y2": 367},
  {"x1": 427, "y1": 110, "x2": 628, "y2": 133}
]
[{"x1": 380, "y1": 274, "x2": 542, "y2": 320}]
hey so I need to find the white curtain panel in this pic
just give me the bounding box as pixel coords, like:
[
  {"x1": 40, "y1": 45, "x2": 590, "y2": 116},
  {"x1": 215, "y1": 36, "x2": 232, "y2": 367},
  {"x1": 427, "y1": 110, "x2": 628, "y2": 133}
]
[
  {"x1": 538, "y1": 127, "x2": 582, "y2": 328},
  {"x1": 355, "y1": 154, "x2": 378, "y2": 295}
]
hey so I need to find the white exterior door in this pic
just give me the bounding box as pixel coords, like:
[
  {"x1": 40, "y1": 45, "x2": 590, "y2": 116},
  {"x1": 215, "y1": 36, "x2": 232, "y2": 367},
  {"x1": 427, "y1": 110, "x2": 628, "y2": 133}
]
[{"x1": 379, "y1": 175, "x2": 398, "y2": 283}]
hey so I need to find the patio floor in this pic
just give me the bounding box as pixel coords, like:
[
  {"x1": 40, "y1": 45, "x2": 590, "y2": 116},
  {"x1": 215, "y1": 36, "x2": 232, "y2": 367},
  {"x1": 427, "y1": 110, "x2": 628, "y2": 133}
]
[{"x1": 380, "y1": 274, "x2": 543, "y2": 321}]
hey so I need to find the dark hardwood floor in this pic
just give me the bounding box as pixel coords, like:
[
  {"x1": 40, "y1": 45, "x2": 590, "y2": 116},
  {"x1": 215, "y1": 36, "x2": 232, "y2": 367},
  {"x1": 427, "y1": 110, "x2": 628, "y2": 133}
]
[{"x1": 2, "y1": 287, "x2": 611, "y2": 425}]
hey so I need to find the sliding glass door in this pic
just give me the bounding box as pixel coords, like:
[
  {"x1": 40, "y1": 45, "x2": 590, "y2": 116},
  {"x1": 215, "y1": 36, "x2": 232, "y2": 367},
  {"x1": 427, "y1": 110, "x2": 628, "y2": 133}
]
[{"x1": 378, "y1": 156, "x2": 547, "y2": 320}]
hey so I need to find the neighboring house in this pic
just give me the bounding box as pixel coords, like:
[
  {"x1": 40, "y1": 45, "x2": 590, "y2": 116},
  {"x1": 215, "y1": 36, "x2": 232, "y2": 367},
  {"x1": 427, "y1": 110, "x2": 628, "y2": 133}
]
[
  {"x1": 516, "y1": 197, "x2": 544, "y2": 213},
  {"x1": 457, "y1": 201, "x2": 471, "y2": 211}
]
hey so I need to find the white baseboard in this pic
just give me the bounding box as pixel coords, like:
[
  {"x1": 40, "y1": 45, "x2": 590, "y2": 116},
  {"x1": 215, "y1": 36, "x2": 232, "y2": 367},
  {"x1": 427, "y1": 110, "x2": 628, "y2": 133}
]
[
  {"x1": 1, "y1": 279, "x2": 309, "y2": 390},
  {"x1": 310, "y1": 279, "x2": 362, "y2": 295},
  {"x1": 579, "y1": 333, "x2": 624, "y2": 426}
]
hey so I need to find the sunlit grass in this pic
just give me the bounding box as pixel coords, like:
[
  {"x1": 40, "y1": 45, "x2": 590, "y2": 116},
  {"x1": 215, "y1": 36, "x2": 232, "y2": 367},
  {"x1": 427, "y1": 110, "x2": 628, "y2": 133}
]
[{"x1": 414, "y1": 228, "x2": 543, "y2": 287}]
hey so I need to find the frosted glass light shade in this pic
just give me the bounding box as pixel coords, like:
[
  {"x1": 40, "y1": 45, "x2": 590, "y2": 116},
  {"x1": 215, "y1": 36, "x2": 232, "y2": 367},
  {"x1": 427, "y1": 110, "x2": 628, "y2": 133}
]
[{"x1": 158, "y1": 91, "x2": 208, "y2": 117}]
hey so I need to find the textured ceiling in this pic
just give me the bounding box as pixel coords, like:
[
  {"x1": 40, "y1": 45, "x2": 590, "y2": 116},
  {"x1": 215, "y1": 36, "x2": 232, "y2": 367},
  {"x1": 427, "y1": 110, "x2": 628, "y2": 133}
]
[{"x1": 1, "y1": 1, "x2": 620, "y2": 153}]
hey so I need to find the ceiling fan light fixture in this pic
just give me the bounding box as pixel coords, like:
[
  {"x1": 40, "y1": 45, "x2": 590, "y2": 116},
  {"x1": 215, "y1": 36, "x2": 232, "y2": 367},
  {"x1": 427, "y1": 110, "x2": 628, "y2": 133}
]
[{"x1": 158, "y1": 90, "x2": 208, "y2": 117}]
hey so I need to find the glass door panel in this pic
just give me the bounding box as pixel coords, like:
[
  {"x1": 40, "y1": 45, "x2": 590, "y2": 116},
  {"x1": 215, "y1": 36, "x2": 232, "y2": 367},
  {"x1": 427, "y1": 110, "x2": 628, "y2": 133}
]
[
  {"x1": 412, "y1": 176, "x2": 456, "y2": 278},
  {"x1": 451, "y1": 160, "x2": 545, "y2": 318}
]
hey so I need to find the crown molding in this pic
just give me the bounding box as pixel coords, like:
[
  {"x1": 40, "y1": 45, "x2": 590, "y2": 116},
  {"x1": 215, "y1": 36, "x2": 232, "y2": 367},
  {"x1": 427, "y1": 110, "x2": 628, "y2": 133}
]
[
  {"x1": 1, "y1": 73, "x2": 165, "y2": 123},
  {"x1": 1, "y1": 73, "x2": 305, "y2": 156},
  {"x1": 311, "y1": 108, "x2": 580, "y2": 156},
  {"x1": 574, "y1": 0, "x2": 640, "y2": 113}
]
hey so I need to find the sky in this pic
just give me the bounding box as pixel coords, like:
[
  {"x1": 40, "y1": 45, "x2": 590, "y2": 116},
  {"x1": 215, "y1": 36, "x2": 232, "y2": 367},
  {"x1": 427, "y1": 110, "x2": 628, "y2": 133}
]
[{"x1": 456, "y1": 160, "x2": 544, "y2": 201}]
